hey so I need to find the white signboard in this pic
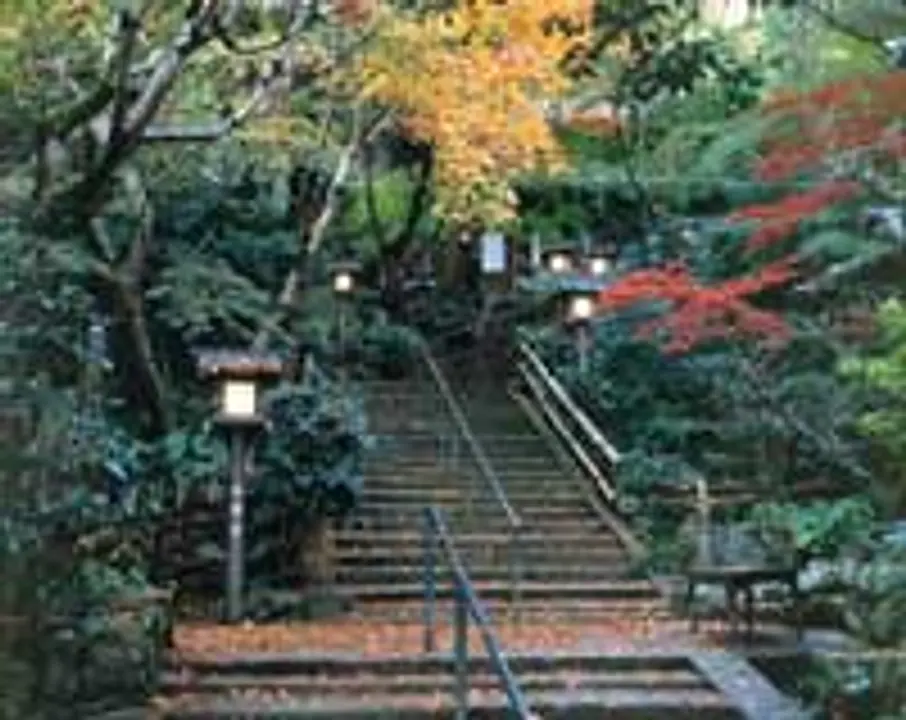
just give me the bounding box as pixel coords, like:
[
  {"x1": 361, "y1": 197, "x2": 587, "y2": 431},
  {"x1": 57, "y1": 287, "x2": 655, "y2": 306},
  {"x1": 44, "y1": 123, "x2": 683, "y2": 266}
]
[{"x1": 480, "y1": 232, "x2": 507, "y2": 274}]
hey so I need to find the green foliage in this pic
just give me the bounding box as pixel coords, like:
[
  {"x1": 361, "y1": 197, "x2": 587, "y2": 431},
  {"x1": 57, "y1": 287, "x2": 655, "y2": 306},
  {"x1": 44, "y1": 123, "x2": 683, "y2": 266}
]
[
  {"x1": 344, "y1": 169, "x2": 432, "y2": 260},
  {"x1": 840, "y1": 298, "x2": 906, "y2": 511},
  {"x1": 359, "y1": 322, "x2": 421, "y2": 379},
  {"x1": 796, "y1": 536, "x2": 906, "y2": 718},
  {"x1": 0, "y1": 387, "x2": 168, "y2": 718},
  {"x1": 523, "y1": 213, "x2": 874, "y2": 575},
  {"x1": 0, "y1": 161, "x2": 378, "y2": 710},
  {"x1": 258, "y1": 377, "x2": 367, "y2": 521},
  {"x1": 516, "y1": 18, "x2": 904, "y2": 710},
  {"x1": 148, "y1": 256, "x2": 276, "y2": 345},
  {"x1": 757, "y1": 6, "x2": 888, "y2": 91},
  {"x1": 750, "y1": 498, "x2": 877, "y2": 560}
]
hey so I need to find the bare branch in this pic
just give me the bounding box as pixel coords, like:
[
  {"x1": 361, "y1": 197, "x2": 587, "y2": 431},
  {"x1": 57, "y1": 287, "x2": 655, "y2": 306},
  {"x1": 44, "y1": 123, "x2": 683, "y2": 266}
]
[
  {"x1": 252, "y1": 111, "x2": 391, "y2": 350},
  {"x1": 87, "y1": 217, "x2": 117, "y2": 263},
  {"x1": 121, "y1": 167, "x2": 153, "y2": 277},
  {"x1": 121, "y1": 1, "x2": 221, "y2": 140},
  {"x1": 142, "y1": 78, "x2": 274, "y2": 142},
  {"x1": 214, "y1": 0, "x2": 317, "y2": 55},
  {"x1": 108, "y1": 1, "x2": 155, "y2": 140},
  {"x1": 305, "y1": 111, "x2": 390, "y2": 256}
]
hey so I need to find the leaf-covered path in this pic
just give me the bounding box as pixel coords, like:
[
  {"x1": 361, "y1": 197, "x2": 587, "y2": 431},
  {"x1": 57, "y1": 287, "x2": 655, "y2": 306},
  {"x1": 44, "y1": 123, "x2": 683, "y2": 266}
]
[{"x1": 172, "y1": 617, "x2": 724, "y2": 658}]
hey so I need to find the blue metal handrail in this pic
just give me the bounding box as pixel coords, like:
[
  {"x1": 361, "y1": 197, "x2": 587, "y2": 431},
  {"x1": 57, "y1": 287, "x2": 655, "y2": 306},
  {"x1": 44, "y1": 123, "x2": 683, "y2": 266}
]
[
  {"x1": 422, "y1": 506, "x2": 536, "y2": 720},
  {"x1": 418, "y1": 338, "x2": 521, "y2": 526},
  {"x1": 416, "y1": 336, "x2": 524, "y2": 616}
]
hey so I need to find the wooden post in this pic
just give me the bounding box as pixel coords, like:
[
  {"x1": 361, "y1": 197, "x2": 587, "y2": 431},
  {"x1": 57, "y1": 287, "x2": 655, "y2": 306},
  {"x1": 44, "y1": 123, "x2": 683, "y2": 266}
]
[{"x1": 696, "y1": 477, "x2": 713, "y2": 566}]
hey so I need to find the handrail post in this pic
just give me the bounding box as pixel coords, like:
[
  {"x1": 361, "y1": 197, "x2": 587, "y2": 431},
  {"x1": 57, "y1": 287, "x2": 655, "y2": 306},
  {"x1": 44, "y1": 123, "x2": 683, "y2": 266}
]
[
  {"x1": 509, "y1": 524, "x2": 523, "y2": 624},
  {"x1": 423, "y1": 508, "x2": 438, "y2": 654},
  {"x1": 451, "y1": 432, "x2": 460, "y2": 469},
  {"x1": 453, "y1": 584, "x2": 469, "y2": 720}
]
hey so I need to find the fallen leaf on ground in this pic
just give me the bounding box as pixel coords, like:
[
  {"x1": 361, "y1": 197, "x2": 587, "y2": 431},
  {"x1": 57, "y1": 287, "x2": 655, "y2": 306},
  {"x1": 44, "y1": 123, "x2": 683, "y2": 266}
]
[{"x1": 172, "y1": 617, "x2": 715, "y2": 658}]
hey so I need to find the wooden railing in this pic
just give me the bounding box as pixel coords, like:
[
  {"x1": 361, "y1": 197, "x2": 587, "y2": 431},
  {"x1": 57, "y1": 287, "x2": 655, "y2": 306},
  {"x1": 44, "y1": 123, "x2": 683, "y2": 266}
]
[{"x1": 514, "y1": 338, "x2": 621, "y2": 502}]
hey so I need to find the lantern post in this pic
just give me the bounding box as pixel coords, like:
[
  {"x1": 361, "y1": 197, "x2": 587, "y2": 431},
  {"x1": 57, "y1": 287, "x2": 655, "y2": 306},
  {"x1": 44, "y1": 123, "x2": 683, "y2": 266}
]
[
  {"x1": 566, "y1": 294, "x2": 595, "y2": 376},
  {"x1": 196, "y1": 349, "x2": 283, "y2": 623}
]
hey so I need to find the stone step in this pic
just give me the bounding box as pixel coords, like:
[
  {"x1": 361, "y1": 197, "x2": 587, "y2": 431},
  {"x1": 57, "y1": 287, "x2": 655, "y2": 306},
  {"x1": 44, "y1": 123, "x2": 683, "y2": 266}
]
[
  {"x1": 360, "y1": 487, "x2": 465, "y2": 501},
  {"x1": 166, "y1": 648, "x2": 698, "y2": 677},
  {"x1": 334, "y1": 544, "x2": 628, "y2": 566},
  {"x1": 350, "y1": 501, "x2": 594, "y2": 519},
  {"x1": 362, "y1": 472, "x2": 566, "y2": 488},
  {"x1": 382, "y1": 454, "x2": 562, "y2": 468},
  {"x1": 361, "y1": 475, "x2": 575, "y2": 492},
  {"x1": 360, "y1": 486, "x2": 589, "y2": 504},
  {"x1": 344, "y1": 516, "x2": 611, "y2": 534},
  {"x1": 163, "y1": 668, "x2": 706, "y2": 695},
  {"x1": 336, "y1": 562, "x2": 634, "y2": 584},
  {"x1": 361, "y1": 471, "x2": 463, "y2": 484},
  {"x1": 162, "y1": 688, "x2": 738, "y2": 719},
  {"x1": 371, "y1": 432, "x2": 546, "y2": 444},
  {"x1": 332, "y1": 579, "x2": 660, "y2": 602},
  {"x1": 366, "y1": 463, "x2": 569, "y2": 478},
  {"x1": 356, "y1": 597, "x2": 672, "y2": 621},
  {"x1": 336, "y1": 530, "x2": 625, "y2": 549}
]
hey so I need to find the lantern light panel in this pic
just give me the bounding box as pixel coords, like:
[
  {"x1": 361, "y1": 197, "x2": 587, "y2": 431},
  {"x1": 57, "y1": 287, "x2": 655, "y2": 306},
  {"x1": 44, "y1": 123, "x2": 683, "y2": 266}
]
[
  {"x1": 222, "y1": 380, "x2": 258, "y2": 418},
  {"x1": 549, "y1": 253, "x2": 571, "y2": 274},
  {"x1": 569, "y1": 296, "x2": 595, "y2": 322},
  {"x1": 589, "y1": 257, "x2": 611, "y2": 276},
  {"x1": 333, "y1": 271, "x2": 354, "y2": 294}
]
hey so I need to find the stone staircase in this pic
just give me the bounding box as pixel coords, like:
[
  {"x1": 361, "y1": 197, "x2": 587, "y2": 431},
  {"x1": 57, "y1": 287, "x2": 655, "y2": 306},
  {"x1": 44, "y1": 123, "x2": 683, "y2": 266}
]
[
  {"x1": 333, "y1": 372, "x2": 668, "y2": 624},
  {"x1": 159, "y1": 368, "x2": 763, "y2": 718},
  {"x1": 442, "y1": 359, "x2": 670, "y2": 624},
  {"x1": 162, "y1": 651, "x2": 741, "y2": 719}
]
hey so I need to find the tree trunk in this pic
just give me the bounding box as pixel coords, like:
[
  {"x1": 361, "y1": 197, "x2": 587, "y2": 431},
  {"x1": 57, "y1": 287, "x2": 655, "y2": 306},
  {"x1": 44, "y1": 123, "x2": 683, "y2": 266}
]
[
  {"x1": 108, "y1": 278, "x2": 170, "y2": 438},
  {"x1": 299, "y1": 516, "x2": 336, "y2": 590}
]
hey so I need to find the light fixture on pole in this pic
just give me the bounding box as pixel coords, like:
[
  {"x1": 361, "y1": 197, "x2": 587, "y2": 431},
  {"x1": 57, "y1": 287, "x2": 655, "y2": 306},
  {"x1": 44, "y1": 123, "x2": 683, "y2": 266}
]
[
  {"x1": 329, "y1": 261, "x2": 361, "y2": 367},
  {"x1": 566, "y1": 294, "x2": 595, "y2": 375},
  {"x1": 588, "y1": 256, "x2": 612, "y2": 277},
  {"x1": 333, "y1": 270, "x2": 354, "y2": 295},
  {"x1": 548, "y1": 252, "x2": 572, "y2": 274},
  {"x1": 196, "y1": 349, "x2": 283, "y2": 624}
]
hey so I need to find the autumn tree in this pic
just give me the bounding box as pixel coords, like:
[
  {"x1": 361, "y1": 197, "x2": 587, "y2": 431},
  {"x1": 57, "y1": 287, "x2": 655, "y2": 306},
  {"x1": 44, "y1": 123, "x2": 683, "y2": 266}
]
[
  {"x1": 0, "y1": 0, "x2": 387, "y2": 436},
  {"x1": 595, "y1": 2, "x2": 906, "y2": 354},
  {"x1": 354, "y1": 0, "x2": 594, "y2": 224}
]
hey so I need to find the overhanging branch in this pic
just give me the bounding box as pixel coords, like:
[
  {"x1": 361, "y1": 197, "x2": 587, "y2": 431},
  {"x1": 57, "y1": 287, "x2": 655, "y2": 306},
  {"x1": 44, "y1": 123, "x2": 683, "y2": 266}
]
[
  {"x1": 252, "y1": 111, "x2": 392, "y2": 350},
  {"x1": 110, "y1": 2, "x2": 153, "y2": 140},
  {"x1": 142, "y1": 79, "x2": 274, "y2": 142},
  {"x1": 798, "y1": 0, "x2": 888, "y2": 54},
  {"x1": 121, "y1": 0, "x2": 221, "y2": 140},
  {"x1": 214, "y1": 0, "x2": 318, "y2": 55},
  {"x1": 305, "y1": 112, "x2": 391, "y2": 257}
]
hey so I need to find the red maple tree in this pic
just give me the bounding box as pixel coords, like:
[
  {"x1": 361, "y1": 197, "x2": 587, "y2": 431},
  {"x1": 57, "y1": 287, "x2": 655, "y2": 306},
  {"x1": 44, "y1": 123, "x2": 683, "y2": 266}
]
[
  {"x1": 597, "y1": 69, "x2": 905, "y2": 354},
  {"x1": 598, "y1": 258, "x2": 797, "y2": 354},
  {"x1": 729, "y1": 69, "x2": 906, "y2": 252}
]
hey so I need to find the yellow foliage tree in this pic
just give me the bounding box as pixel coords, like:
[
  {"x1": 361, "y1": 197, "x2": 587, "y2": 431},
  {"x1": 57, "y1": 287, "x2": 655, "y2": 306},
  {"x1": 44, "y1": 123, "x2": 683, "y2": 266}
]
[{"x1": 358, "y1": 0, "x2": 593, "y2": 223}]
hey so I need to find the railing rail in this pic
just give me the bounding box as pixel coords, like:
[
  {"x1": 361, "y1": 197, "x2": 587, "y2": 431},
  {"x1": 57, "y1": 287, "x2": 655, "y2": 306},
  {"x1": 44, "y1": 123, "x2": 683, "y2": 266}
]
[
  {"x1": 422, "y1": 506, "x2": 536, "y2": 720},
  {"x1": 515, "y1": 339, "x2": 620, "y2": 501},
  {"x1": 419, "y1": 340, "x2": 521, "y2": 527},
  {"x1": 416, "y1": 337, "x2": 524, "y2": 616}
]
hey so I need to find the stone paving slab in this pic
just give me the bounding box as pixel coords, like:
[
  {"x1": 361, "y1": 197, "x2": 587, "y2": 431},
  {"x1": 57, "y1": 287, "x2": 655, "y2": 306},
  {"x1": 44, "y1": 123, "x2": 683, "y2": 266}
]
[{"x1": 690, "y1": 650, "x2": 810, "y2": 720}]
